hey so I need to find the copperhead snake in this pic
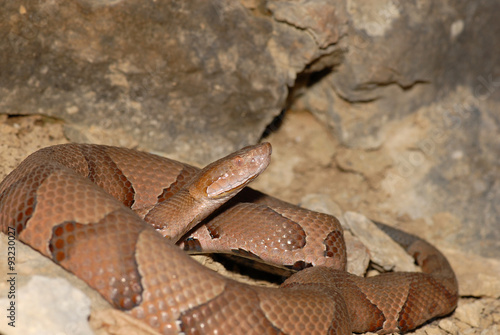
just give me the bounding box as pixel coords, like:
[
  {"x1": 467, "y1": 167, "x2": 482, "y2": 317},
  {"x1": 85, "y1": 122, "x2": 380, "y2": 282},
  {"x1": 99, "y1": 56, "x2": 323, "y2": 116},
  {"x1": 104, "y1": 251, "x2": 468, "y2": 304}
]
[{"x1": 0, "y1": 143, "x2": 458, "y2": 334}]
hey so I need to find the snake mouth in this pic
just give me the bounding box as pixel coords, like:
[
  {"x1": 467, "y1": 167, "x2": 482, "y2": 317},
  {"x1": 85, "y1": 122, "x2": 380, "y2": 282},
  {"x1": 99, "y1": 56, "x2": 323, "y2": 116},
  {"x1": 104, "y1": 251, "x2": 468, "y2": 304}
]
[
  {"x1": 205, "y1": 142, "x2": 272, "y2": 199},
  {"x1": 207, "y1": 170, "x2": 259, "y2": 199}
]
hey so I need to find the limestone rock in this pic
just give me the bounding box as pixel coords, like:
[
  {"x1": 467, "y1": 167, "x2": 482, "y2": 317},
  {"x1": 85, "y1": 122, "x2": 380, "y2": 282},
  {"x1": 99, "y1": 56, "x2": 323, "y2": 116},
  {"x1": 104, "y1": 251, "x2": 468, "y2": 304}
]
[
  {"x1": 444, "y1": 247, "x2": 500, "y2": 298},
  {"x1": 0, "y1": 0, "x2": 348, "y2": 164},
  {"x1": 343, "y1": 230, "x2": 370, "y2": 276},
  {"x1": 0, "y1": 276, "x2": 93, "y2": 335},
  {"x1": 343, "y1": 211, "x2": 417, "y2": 272},
  {"x1": 294, "y1": 0, "x2": 500, "y2": 259},
  {"x1": 298, "y1": 0, "x2": 500, "y2": 148}
]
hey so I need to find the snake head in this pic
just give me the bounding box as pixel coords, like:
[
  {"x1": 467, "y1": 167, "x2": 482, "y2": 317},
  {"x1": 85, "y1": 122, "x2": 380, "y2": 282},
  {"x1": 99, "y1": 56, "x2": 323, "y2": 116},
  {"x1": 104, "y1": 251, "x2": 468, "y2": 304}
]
[{"x1": 192, "y1": 142, "x2": 272, "y2": 201}]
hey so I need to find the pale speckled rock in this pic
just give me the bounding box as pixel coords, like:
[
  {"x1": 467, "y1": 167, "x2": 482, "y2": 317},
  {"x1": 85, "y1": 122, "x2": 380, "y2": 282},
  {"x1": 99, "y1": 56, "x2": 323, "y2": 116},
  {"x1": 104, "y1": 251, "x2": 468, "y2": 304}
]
[
  {"x1": 442, "y1": 247, "x2": 500, "y2": 298},
  {"x1": 454, "y1": 299, "x2": 485, "y2": 329},
  {"x1": 343, "y1": 211, "x2": 418, "y2": 272},
  {"x1": 437, "y1": 318, "x2": 460, "y2": 334},
  {"x1": 482, "y1": 325, "x2": 500, "y2": 335},
  {"x1": 0, "y1": 276, "x2": 93, "y2": 335},
  {"x1": 417, "y1": 325, "x2": 443, "y2": 335},
  {"x1": 343, "y1": 230, "x2": 370, "y2": 276},
  {"x1": 299, "y1": 193, "x2": 344, "y2": 219}
]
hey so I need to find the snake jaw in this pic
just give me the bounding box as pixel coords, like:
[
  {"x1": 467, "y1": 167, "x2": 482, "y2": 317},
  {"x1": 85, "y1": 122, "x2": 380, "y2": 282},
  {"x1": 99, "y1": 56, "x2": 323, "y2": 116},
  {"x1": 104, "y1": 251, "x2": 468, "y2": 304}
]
[
  {"x1": 200, "y1": 142, "x2": 272, "y2": 200},
  {"x1": 206, "y1": 167, "x2": 260, "y2": 199}
]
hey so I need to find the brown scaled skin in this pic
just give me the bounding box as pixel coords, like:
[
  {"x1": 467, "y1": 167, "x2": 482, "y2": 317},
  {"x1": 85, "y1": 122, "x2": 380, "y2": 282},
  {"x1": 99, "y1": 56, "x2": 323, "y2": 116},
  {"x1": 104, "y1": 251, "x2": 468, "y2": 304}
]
[
  {"x1": 0, "y1": 143, "x2": 458, "y2": 334},
  {"x1": 145, "y1": 142, "x2": 272, "y2": 241}
]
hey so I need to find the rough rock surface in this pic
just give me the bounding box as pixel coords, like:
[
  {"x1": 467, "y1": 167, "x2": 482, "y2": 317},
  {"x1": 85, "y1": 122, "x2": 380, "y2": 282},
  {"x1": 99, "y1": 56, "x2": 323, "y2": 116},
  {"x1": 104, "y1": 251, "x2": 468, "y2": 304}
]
[
  {"x1": 343, "y1": 212, "x2": 417, "y2": 272},
  {"x1": 298, "y1": 0, "x2": 500, "y2": 148},
  {"x1": 0, "y1": 276, "x2": 93, "y2": 335},
  {"x1": 0, "y1": 0, "x2": 345, "y2": 162},
  {"x1": 294, "y1": 0, "x2": 500, "y2": 258}
]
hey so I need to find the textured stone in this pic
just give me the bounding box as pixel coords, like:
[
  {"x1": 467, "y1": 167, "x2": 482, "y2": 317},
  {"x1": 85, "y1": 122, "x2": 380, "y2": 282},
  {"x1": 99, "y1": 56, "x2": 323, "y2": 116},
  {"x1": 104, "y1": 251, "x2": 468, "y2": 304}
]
[
  {"x1": 268, "y1": 0, "x2": 347, "y2": 49},
  {"x1": 299, "y1": 193, "x2": 343, "y2": 219},
  {"x1": 444, "y1": 247, "x2": 500, "y2": 298},
  {"x1": 343, "y1": 230, "x2": 370, "y2": 276},
  {"x1": 343, "y1": 211, "x2": 417, "y2": 272},
  {"x1": 0, "y1": 0, "x2": 281, "y2": 162},
  {"x1": 298, "y1": 0, "x2": 500, "y2": 148},
  {"x1": 454, "y1": 299, "x2": 484, "y2": 328},
  {"x1": 0, "y1": 276, "x2": 93, "y2": 335},
  {"x1": 0, "y1": 0, "x2": 349, "y2": 164},
  {"x1": 335, "y1": 147, "x2": 392, "y2": 188},
  {"x1": 437, "y1": 318, "x2": 460, "y2": 334},
  {"x1": 293, "y1": 0, "x2": 500, "y2": 259}
]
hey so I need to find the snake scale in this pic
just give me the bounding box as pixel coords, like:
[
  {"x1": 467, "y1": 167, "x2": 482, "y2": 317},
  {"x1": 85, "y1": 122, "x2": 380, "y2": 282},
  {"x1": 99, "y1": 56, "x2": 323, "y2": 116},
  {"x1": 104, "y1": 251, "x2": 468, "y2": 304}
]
[{"x1": 0, "y1": 143, "x2": 458, "y2": 334}]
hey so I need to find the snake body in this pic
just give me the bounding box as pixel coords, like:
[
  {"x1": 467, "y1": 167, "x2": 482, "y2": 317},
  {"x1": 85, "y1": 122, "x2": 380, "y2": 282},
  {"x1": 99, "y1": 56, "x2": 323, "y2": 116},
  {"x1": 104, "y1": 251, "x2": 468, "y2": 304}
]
[{"x1": 0, "y1": 143, "x2": 458, "y2": 334}]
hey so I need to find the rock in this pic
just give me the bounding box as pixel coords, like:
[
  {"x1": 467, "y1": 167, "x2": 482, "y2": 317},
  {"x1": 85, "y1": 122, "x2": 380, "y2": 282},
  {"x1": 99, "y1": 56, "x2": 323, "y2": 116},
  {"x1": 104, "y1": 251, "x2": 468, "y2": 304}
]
[
  {"x1": 0, "y1": 234, "x2": 115, "y2": 334},
  {"x1": 335, "y1": 147, "x2": 392, "y2": 188},
  {"x1": 267, "y1": 0, "x2": 347, "y2": 49},
  {"x1": 0, "y1": 276, "x2": 93, "y2": 335},
  {"x1": 451, "y1": 298, "x2": 500, "y2": 334},
  {"x1": 299, "y1": 193, "x2": 344, "y2": 219},
  {"x1": 0, "y1": 0, "x2": 349, "y2": 164},
  {"x1": 418, "y1": 325, "x2": 444, "y2": 335},
  {"x1": 437, "y1": 318, "x2": 460, "y2": 334},
  {"x1": 443, "y1": 247, "x2": 500, "y2": 298},
  {"x1": 0, "y1": 116, "x2": 68, "y2": 179},
  {"x1": 343, "y1": 212, "x2": 417, "y2": 272},
  {"x1": 294, "y1": 0, "x2": 500, "y2": 260},
  {"x1": 1, "y1": 0, "x2": 283, "y2": 162},
  {"x1": 297, "y1": 1, "x2": 500, "y2": 148},
  {"x1": 454, "y1": 299, "x2": 484, "y2": 328},
  {"x1": 343, "y1": 230, "x2": 370, "y2": 276}
]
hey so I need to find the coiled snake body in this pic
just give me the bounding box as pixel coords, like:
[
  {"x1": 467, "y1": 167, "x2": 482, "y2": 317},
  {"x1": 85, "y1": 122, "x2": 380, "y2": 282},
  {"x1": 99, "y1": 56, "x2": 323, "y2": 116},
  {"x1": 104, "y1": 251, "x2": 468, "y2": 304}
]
[{"x1": 0, "y1": 143, "x2": 458, "y2": 334}]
